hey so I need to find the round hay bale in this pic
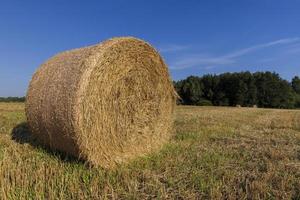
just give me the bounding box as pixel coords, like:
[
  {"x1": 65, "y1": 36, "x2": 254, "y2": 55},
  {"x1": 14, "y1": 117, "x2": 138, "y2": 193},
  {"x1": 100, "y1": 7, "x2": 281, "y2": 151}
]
[{"x1": 25, "y1": 37, "x2": 176, "y2": 168}]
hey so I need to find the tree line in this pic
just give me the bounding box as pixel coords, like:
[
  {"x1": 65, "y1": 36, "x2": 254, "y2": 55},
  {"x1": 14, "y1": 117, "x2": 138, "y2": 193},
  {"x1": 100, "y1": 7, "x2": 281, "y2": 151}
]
[
  {"x1": 0, "y1": 97, "x2": 25, "y2": 102},
  {"x1": 174, "y1": 71, "x2": 300, "y2": 109}
]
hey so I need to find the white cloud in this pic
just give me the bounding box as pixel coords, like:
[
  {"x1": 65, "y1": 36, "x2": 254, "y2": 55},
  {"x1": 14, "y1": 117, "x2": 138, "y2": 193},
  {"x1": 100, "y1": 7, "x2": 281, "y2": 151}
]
[
  {"x1": 158, "y1": 44, "x2": 190, "y2": 53},
  {"x1": 224, "y1": 37, "x2": 300, "y2": 59},
  {"x1": 171, "y1": 55, "x2": 235, "y2": 70},
  {"x1": 170, "y1": 37, "x2": 300, "y2": 70}
]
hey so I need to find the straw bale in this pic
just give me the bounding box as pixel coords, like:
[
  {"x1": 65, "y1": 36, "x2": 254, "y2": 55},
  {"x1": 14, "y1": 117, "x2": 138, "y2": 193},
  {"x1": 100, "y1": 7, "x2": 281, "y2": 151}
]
[{"x1": 25, "y1": 37, "x2": 176, "y2": 168}]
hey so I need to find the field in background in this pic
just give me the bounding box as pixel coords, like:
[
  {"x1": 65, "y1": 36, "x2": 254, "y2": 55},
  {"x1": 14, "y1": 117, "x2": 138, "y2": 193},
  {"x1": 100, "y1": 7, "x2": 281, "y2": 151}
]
[{"x1": 0, "y1": 103, "x2": 299, "y2": 199}]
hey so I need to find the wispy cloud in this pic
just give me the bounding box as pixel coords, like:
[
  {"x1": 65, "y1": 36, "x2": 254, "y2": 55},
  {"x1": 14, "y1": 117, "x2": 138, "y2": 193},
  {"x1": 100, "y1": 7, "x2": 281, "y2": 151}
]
[
  {"x1": 171, "y1": 55, "x2": 235, "y2": 70},
  {"x1": 170, "y1": 37, "x2": 300, "y2": 70},
  {"x1": 224, "y1": 37, "x2": 300, "y2": 59},
  {"x1": 158, "y1": 44, "x2": 190, "y2": 53}
]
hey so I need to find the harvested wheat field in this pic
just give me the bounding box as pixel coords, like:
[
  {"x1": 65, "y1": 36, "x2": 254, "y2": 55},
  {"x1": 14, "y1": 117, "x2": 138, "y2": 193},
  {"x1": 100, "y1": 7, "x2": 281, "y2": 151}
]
[
  {"x1": 26, "y1": 37, "x2": 176, "y2": 168},
  {"x1": 0, "y1": 103, "x2": 299, "y2": 199}
]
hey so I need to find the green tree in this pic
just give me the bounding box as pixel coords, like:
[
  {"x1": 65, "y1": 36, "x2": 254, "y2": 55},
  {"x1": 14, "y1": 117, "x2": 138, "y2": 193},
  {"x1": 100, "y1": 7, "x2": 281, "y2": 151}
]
[
  {"x1": 175, "y1": 76, "x2": 203, "y2": 105},
  {"x1": 292, "y1": 76, "x2": 300, "y2": 94},
  {"x1": 201, "y1": 74, "x2": 218, "y2": 104},
  {"x1": 254, "y1": 72, "x2": 295, "y2": 108}
]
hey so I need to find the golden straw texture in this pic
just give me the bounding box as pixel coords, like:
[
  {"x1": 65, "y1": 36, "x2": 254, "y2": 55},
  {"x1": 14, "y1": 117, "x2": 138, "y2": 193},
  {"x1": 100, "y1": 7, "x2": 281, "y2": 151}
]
[{"x1": 25, "y1": 37, "x2": 176, "y2": 168}]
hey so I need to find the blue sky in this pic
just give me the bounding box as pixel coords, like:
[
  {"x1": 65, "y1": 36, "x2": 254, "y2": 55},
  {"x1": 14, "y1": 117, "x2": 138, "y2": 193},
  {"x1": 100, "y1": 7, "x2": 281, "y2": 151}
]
[{"x1": 1, "y1": 0, "x2": 300, "y2": 96}]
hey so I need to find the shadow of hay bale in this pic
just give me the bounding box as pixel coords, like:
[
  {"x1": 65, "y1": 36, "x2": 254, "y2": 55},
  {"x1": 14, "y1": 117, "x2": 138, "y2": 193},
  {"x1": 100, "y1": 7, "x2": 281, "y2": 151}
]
[
  {"x1": 11, "y1": 122, "x2": 84, "y2": 165},
  {"x1": 11, "y1": 122, "x2": 36, "y2": 144}
]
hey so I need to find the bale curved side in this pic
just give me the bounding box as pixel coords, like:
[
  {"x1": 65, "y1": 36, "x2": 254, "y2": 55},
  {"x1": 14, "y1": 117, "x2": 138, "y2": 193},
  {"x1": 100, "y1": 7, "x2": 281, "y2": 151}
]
[{"x1": 26, "y1": 37, "x2": 176, "y2": 168}]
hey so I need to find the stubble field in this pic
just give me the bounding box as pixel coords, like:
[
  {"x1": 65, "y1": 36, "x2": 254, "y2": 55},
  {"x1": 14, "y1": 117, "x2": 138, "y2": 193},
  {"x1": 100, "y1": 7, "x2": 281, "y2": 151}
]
[{"x1": 0, "y1": 103, "x2": 299, "y2": 199}]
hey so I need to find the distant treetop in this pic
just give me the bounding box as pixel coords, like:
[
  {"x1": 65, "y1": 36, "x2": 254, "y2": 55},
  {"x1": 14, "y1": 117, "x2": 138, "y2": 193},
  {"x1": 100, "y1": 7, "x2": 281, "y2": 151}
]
[{"x1": 0, "y1": 97, "x2": 25, "y2": 102}]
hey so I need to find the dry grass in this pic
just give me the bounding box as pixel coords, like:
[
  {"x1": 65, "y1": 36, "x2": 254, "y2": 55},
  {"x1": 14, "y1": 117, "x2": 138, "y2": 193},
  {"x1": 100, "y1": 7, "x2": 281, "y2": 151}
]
[
  {"x1": 26, "y1": 37, "x2": 175, "y2": 168},
  {"x1": 0, "y1": 103, "x2": 300, "y2": 199}
]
